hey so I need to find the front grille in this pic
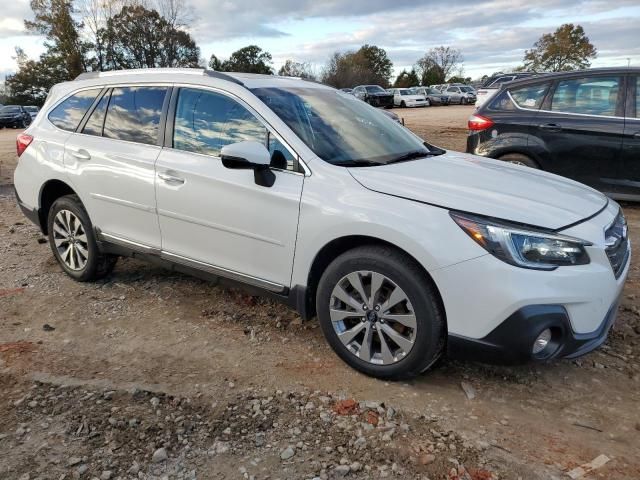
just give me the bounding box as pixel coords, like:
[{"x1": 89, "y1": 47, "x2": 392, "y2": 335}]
[{"x1": 605, "y1": 210, "x2": 630, "y2": 279}]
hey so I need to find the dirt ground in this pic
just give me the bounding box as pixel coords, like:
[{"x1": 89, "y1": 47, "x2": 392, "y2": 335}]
[{"x1": 1, "y1": 107, "x2": 639, "y2": 480}]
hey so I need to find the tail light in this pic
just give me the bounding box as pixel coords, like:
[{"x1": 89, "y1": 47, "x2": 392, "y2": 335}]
[
  {"x1": 17, "y1": 133, "x2": 33, "y2": 157},
  {"x1": 468, "y1": 114, "x2": 494, "y2": 132}
]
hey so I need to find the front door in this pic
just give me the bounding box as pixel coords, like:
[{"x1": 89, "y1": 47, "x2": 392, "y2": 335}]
[
  {"x1": 531, "y1": 74, "x2": 625, "y2": 193},
  {"x1": 155, "y1": 87, "x2": 304, "y2": 290},
  {"x1": 619, "y1": 75, "x2": 640, "y2": 197}
]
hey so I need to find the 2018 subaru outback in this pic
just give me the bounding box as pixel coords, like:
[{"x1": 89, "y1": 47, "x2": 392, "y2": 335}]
[{"x1": 14, "y1": 68, "x2": 630, "y2": 379}]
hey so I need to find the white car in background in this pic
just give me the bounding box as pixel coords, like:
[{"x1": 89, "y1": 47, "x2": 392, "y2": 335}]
[{"x1": 387, "y1": 88, "x2": 429, "y2": 107}]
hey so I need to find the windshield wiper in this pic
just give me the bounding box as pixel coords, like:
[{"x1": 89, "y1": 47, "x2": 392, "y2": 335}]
[{"x1": 386, "y1": 150, "x2": 433, "y2": 164}]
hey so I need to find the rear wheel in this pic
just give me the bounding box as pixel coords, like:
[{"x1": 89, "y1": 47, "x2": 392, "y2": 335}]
[
  {"x1": 47, "y1": 195, "x2": 117, "y2": 281},
  {"x1": 499, "y1": 153, "x2": 539, "y2": 169},
  {"x1": 316, "y1": 246, "x2": 445, "y2": 380}
]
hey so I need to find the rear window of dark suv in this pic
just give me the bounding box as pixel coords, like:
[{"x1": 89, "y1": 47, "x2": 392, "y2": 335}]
[{"x1": 487, "y1": 82, "x2": 550, "y2": 111}]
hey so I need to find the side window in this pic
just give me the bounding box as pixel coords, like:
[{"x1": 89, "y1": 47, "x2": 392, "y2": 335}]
[
  {"x1": 509, "y1": 83, "x2": 550, "y2": 109},
  {"x1": 173, "y1": 88, "x2": 267, "y2": 157},
  {"x1": 48, "y1": 89, "x2": 101, "y2": 131},
  {"x1": 268, "y1": 136, "x2": 296, "y2": 171},
  {"x1": 103, "y1": 86, "x2": 167, "y2": 145},
  {"x1": 551, "y1": 77, "x2": 619, "y2": 116},
  {"x1": 82, "y1": 91, "x2": 110, "y2": 136}
]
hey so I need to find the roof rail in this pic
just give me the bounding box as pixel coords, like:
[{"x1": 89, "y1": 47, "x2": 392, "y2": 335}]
[
  {"x1": 74, "y1": 68, "x2": 246, "y2": 86},
  {"x1": 203, "y1": 70, "x2": 245, "y2": 86}
]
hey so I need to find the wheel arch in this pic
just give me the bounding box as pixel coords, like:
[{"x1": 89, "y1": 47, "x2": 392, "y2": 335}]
[
  {"x1": 38, "y1": 179, "x2": 78, "y2": 235},
  {"x1": 301, "y1": 235, "x2": 446, "y2": 323}
]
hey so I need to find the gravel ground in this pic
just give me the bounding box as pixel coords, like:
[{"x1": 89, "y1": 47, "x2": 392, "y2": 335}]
[{"x1": 1, "y1": 108, "x2": 640, "y2": 480}]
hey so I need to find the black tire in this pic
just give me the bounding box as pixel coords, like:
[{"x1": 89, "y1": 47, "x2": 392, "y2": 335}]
[
  {"x1": 47, "y1": 194, "x2": 117, "y2": 281},
  {"x1": 460, "y1": 97, "x2": 467, "y2": 105},
  {"x1": 400, "y1": 100, "x2": 406, "y2": 108},
  {"x1": 316, "y1": 245, "x2": 445, "y2": 380},
  {"x1": 499, "y1": 153, "x2": 540, "y2": 169}
]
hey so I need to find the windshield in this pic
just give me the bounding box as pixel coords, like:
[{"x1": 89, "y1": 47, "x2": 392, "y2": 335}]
[
  {"x1": 400, "y1": 90, "x2": 411, "y2": 96},
  {"x1": 460, "y1": 86, "x2": 474, "y2": 92},
  {"x1": 1, "y1": 106, "x2": 20, "y2": 113},
  {"x1": 25, "y1": 106, "x2": 38, "y2": 112},
  {"x1": 428, "y1": 88, "x2": 440, "y2": 94},
  {"x1": 251, "y1": 87, "x2": 433, "y2": 166},
  {"x1": 365, "y1": 86, "x2": 385, "y2": 94}
]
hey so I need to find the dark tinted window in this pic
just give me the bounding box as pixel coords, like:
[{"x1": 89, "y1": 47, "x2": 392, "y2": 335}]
[
  {"x1": 551, "y1": 77, "x2": 619, "y2": 116},
  {"x1": 365, "y1": 86, "x2": 385, "y2": 93},
  {"x1": 173, "y1": 88, "x2": 266, "y2": 157},
  {"x1": 510, "y1": 83, "x2": 549, "y2": 109},
  {"x1": 636, "y1": 77, "x2": 640, "y2": 118},
  {"x1": 103, "y1": 87, "x2": 167, "y2": 144},
  {"x1": 82, "y1": 92, "x2": 109, "y2": 136},
  {"x1": 48, "y1": 89, "x2": 100, "y2": 131},
  {"x1": 268, "y1": 136, "x2": 295, "y2": 170},
  {"x1": 2, "y1": 106, "x2": 21, "y2": 113}
]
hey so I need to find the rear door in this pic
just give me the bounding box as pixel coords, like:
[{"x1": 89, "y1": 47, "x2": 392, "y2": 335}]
[
  {"x1": 619, "y1": 74, "x2": 640, "y2": 197},
  {"x1": 530, "y1": 74, "x2": 625, "y2": 193},
  {"x1": 65, "y1": 85, "x2": 169, "y2": 249}
]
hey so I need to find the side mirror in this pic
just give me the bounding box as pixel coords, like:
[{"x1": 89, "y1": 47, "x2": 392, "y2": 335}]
[{"x1": 220, "y1": 141, "x2": 275, "y2": 187}]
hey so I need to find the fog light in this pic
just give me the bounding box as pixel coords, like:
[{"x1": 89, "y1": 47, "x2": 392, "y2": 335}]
[{"x1": 532, "y1": 328, "x2": 552, "y2": 355}]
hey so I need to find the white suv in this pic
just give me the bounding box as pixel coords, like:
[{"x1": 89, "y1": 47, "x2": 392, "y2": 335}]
[{"x1": 14, "y1": 69, "x2": 630, "y2": 379}]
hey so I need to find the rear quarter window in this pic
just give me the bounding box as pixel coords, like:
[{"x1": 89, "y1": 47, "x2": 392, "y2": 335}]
[
  {"x1": 48, "y1": 89, "x2": 101, "y2": 131},
  {"x1": 487, "y1": 83, "x2": 549, "y2": 111}
]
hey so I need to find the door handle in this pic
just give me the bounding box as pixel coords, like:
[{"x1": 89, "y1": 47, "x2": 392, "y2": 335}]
[
  {"x1": 70, "y1": 149, "x2": 91, "y2": 161},
  {"x1": 158, "y1": 172, "x2": 185, "y2": 185},
  {"x1": 538, "y1": 123, "x2": 562, "y2": 132}
]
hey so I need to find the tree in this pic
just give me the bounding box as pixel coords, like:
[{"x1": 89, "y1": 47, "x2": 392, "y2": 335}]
[
  {"x1": 393, "y1": 69, "x2": 419, "y2": 88},
  {"x1": 97, "y1": 5, "x2": 200, "y2": 70},
  {"x1": 5, "y1": 48, "x2": 68, "y2": 105},
  {"x1": 446, "y1": 75, "x2": 471, "y2": 84},
  {"x1": 321, "y1": 45, "x2": 393, "y2": 88},
  {"x1": 278, "y1": 59, "x2": 315, "y2": 80},
  {"x1": 416, "y1": 47, "x2": 462, "y2": 85},
  {"x1": 523, "y1": 24, "x2": 597, "y2": 72},
  {"x1": 221, "y1": 45, "x2": 273, "y2": 74},
  {"x1": 208, "y1": 54, "x2": 222, "y2": 70},
  {"x1": 25, "y1": 0, "x2": 90, "y2": 78}
]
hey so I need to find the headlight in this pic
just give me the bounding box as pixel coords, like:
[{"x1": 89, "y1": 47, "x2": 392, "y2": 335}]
[{"x1": 450, "y1": 212, "x2": 591, "y2": 270}]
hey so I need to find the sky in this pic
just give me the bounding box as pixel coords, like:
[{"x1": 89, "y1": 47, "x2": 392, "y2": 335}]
[{"x1": 1, "y1": 0, "x2": 639, "y2": 82}]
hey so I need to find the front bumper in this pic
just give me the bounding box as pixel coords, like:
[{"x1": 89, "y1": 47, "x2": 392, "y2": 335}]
[{"x1": 447, "y1": 300, "x2": 620, "y2": 364}]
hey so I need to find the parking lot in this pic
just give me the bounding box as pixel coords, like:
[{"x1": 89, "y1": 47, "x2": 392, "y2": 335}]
[{"x1": 1, "y1": 106, "x2": 640, "y2": 479}]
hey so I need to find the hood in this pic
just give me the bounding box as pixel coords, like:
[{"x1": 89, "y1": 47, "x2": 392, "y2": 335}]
[{"x1": 348, "y1": 150, "x2": 607, "y2": 230}]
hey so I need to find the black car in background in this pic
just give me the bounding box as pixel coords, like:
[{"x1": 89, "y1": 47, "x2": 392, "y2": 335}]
[
  {"x1": 352, "y1": 85, "x2": 394, "y2": 108},
  {"x1": 467, "y1": 67, "x2": 640, "y2": 200},
  {"x1": 0, "y1": 105, "x2": 32, "y2": 129}
]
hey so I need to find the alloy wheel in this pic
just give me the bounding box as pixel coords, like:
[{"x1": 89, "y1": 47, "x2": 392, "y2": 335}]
[
  {"x1": 329, "y1": 270, "x2": 417, "y2": 365},
  {"x1": 52, "y1": 209, "x2": 89, "y2": 271}
]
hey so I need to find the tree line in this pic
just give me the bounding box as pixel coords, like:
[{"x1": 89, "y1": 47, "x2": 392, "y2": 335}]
[{"x1": 3, "y1": 0, "x2": 597, "y2": 107}]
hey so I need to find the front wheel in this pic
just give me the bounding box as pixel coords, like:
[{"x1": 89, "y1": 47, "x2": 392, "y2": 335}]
[
  {"x1": 47, "y1": 195, "x2": 118, "y2": 281},
  {"x1": 316, "y1": 246, "x2": 445, "y2": 379},
  {"x1": 460, "y1": 97, "x2": 467, "y2": 105},
  {"x1": 499, "y1": 153, "x2": 540, "y2": 169}
]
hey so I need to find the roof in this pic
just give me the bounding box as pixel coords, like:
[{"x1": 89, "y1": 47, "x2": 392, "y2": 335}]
[
  {"x1": 73, "y1": 68, "x2": 329, "y2": 90},
  {"x1": 504, "y1": 66, "x2": 640, "y2": 88}
]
